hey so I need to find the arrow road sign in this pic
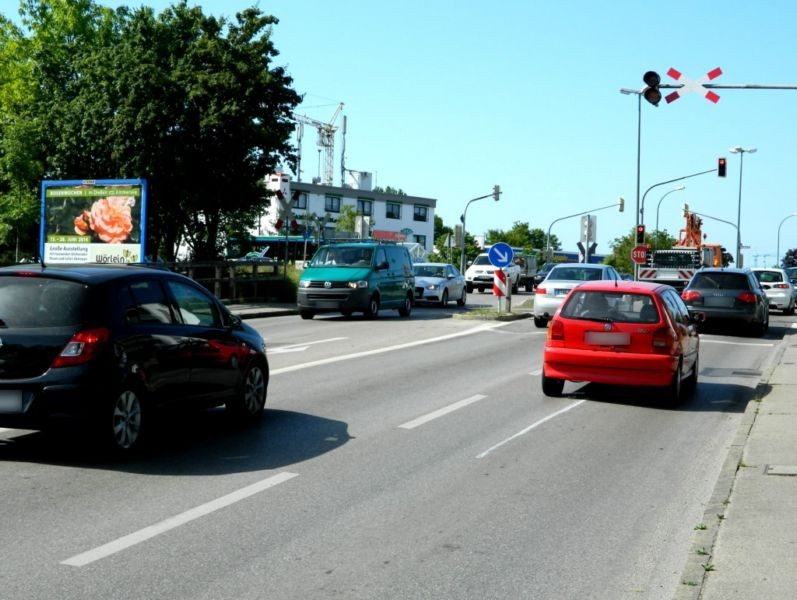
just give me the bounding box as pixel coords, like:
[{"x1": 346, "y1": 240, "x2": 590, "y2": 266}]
[{"x1": 487, "y1": 242, "x2": 514, "y2": 268}]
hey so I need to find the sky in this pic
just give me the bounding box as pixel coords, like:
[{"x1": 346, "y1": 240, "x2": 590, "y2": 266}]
[{"x1": 3, "y1": 0, "x2": 797, "y2": 266}]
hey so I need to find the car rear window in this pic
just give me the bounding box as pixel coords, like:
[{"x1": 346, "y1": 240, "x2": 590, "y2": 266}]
[
  {"x1": 0, "y1": 276, "x2": 89, "y2": 328},
  {"x1": 755, "y1": 271, "x2": 783, "y2": 283},
  {"x1": 561, "y1": 290, "x2": 660, "y2": 323},
  {"x1": 549, "y1": 267, "x2": 603, "y2": 281},
  {"x1": 691, "y1": 272, "x2": 750, "y2": 290}
]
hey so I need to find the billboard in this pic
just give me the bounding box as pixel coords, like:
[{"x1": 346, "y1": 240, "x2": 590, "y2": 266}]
[{"x1": 40, "y1": 179, "x2": 147, "y2": 264}]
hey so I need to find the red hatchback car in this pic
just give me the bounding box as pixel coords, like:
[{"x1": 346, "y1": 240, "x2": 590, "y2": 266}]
[{"x1": 542, "y1": 281, "x2": 702, "y2": 404}]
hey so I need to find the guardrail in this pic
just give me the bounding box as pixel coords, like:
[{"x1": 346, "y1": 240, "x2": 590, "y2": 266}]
[{"x1": 162, "y1": 259, "x2": 290, "y2": 302}]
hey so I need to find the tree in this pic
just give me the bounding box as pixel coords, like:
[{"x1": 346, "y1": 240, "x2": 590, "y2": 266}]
[
  {"x1": 604, "y1": 227, "x2": 676, "y2": 274},
  {"x1": 0, "y1": 0, "x2": 301, "y2": 261},
  {"x1": 485, "y1": 221, "x2": 558, "y2": 263},
  {"x1": 372, "y1": 185, "x2": 406, "y2": 196}
]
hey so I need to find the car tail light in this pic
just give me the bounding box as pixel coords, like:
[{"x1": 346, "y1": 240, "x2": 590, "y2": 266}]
[
  {"x1": 737, "y1": 292, "x2": 758, "y2": 304},
  {"x1": 773, "y1": 283, "x2": 789, "y2": 289},
  {"x1": 51, "y1": 327, "x2": 111, "y2": 368},
  {"x1": 681, "y1": 290, "x2": 701, "y2": 302},
  {"x1": 536, "y1": 286, "x2": 547, "y2": 295},
  {"x1": 548, "y1": 318, "x2": 564, "y2": 340},
  {"x1": 652, "y1": 326, "x2": 674, "y2": 353}
]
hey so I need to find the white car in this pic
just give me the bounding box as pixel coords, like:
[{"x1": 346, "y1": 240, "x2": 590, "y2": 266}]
[
  {"x1": 532, "y1": 263, "x2": 622, "y2": 328},
  {"x1": 413, "y1": 262, "x2": 467, "y2": 307},
  {"x1": 752, "y1": 268, "x2": 795, "y2": 315}
]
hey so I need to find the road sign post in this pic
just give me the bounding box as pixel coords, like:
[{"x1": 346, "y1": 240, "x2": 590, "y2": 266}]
[{"x1": 488, "y1": 242, "x2": 514, "y2": 313}]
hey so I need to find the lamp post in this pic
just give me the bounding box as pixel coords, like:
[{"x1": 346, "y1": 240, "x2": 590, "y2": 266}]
[
  {"x1": 620, "y1": 88, "x2": 643, "y2": 277},
  {"x1": 691, "y1": 211, "x2": 739, "y2": 261},
  {"x1": 777, "y1": 213, "x2": 797, "y2": 268},
  {"x1": 459, "y1": 186, "x2": 501, "y2": 273},
  {"x1": 729, "y1": 146, "x2": 757, "y2": 267},
  {"x1": 654, "y1": 186, "x2": 686, "y2": 249},
  {"x1": 545, "y1": 199, "x2": 625, "y2": 262}
]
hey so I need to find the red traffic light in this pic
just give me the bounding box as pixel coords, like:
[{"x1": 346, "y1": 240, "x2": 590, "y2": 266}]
[
  {"x1": 718, "y1": 157, "x2": 727, "y2": 177},
  {"x1": 636, "y1": 224, "x2": 646, "y2": 244}
]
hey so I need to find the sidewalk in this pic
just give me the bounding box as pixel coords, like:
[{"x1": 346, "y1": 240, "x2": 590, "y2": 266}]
[
  {"x1": 225, "y1": 302, "x2": 298, "y2": 319},
  {"x1": 675, "y1": 329, "x2": 797, "y2": 599}
]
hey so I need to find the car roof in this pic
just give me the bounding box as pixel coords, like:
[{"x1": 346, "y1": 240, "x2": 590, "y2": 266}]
[
  {"x1": 696, "y1": 266, "x2": 751, "y2": 274},
  {"x1": 550, "y1": 262, "x2": 606, "y2": 269},
  {"x1": 0, "y1": 263, "x2": 179, "y2": 285},
  {"x1": 569, "y1": 280, "x2": 669, "y2": 294}
]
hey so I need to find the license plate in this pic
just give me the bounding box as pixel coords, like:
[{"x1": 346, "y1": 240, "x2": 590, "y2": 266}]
[
  {"x1": 555, "y1": 289, "x2": 570, "y2": 296},
  {"x1": 585, "y1": 331, "x2": 630, "y2": 346},
  {"x1": 0, "y1": 390, "x2": 23, "y2": 413}
]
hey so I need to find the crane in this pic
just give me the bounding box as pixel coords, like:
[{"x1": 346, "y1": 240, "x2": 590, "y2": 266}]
[{"x1": 293, "y1": 102, "x2": 344, "y2": 186}]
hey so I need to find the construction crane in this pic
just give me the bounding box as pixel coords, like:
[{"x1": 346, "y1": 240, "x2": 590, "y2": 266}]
[{"x1": 293, "y1": 102, "x2": 344, "y2": 186}]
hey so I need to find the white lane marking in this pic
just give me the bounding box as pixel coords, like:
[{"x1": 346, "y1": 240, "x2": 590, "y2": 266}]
[
  {"x1": 529, "y1": 369, "x2": 542, "y2": 376},
  {"x1": 476, "y1": 400, "x2": 586, "y2": 459},
  {"x1": 700, "y1": 339, "x2": 774, "y2": 347},
  {"x1": 61, "y1": 472, "x2": 298, "y2": 567},
  {"x1": 271, "y1": 322, "x2": 507, "y2": 375},
  {"x1": 0, "y1": 428, "x2": 11, "y2": 434},
  {"x1": 399, "y1": 395, "x2": 488, "y2": 430},
  {"x1": 269, "y1": 337, "x2": 348, "y2": 354}
]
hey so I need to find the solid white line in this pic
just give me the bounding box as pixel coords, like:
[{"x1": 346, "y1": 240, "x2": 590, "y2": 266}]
[
  {"x1": 476, "y1": 400, "x2": 586, "y2": 459},
  {"x1": 700, "y1": 339, "x2": 774, "y2": 347},
  {"x1": 272, "y1": 337, "x2": 347, "y2": 352},
  {"x1": 399, "y1": 395, "x2": 488, "y2": 430},
  {"x1": 271, "y1": 322, "x2": 507, "y2": 375},
  {"x1": 61, "y1": 472, "x2": 298, "y2": 567}
]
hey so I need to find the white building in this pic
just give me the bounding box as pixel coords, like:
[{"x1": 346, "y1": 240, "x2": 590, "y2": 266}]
[{"x1": 259, "y1": 172, "x2": 437, "y2": 254}]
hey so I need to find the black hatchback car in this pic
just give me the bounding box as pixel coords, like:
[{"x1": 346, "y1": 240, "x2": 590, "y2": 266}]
[
  {"x1": 0, "y1": 263, "x2": 269, "y2": 453},
  {"x1": 681, "y1": 267, "x2": 769, "y2": 336}
]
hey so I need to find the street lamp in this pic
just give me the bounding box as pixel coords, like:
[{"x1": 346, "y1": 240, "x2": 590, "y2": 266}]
[
  {"x1": 776, "y1": 213, "x2": 797, "y2": 268},
  {"x1": 459, "y1": 186, "x2": 501, "y2": 273},
  {"x1": 729, "y1": 146, "x2": 757, "y2": 267},
  {"x1": 545, "y1": 199, "x2": 625, "y2": 262},
  {"x1": 654, "y1": 186, "x2": 686, "y2": 249}
]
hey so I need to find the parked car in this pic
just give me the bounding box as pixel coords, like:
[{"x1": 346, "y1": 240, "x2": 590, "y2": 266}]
[
  {"x1": 752, "y1": 268, "x2": 795, "y2": 315},
  {"x1": 297, "y1": 241, "x2": 414, "y2": 319},
  {"x1": 541, "y1": 280, "x2": 701, "y2": 404},
  {"x1": 532, "y1": 263, "x2": 622, "y2": 328},
  {"x1": 0, "y1": 263, "x2": 269, "y2": 453},
  {"x1": 681, "y1": 267, "x2": 769, "y2": 336},
  {"x1": 413, "y1": 262, "x2": 467, "y2": 307}
]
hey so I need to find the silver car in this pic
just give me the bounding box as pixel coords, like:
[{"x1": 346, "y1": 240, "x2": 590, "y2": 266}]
[
  {"x1": 532, "y1": 263, "x2": 621, "y2": 328},
  {"x1": 413, "y1": 262, "x2": 467, "y2": 307},
  {"x1": 752, "y1": 268, "x2": 795, "y2": 315}
]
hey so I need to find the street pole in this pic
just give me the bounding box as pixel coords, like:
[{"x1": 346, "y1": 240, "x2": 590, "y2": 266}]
[
  {"x1": 730, "y1": 147, "x2": 756, "y2": 268},
  {"x1": 545, "y1": 199, "x2": 624, "y2": 262},
  {"x1": 459, "y1": 187, "x2": 501, "y2": 273},
  {"x1": 620, "y1": 88, "x2": 643, "y2": 280},
  {"x1": 654, "y1": 186, "x2": 686, "y2": 249},
  {"x1": 777, "y1": 213, "x2": 797, "y2": 268}
]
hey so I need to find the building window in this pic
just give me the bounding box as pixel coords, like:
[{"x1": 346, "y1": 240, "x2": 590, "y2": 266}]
[
  {"x1": 294, "y1": 192, "x2": 307, "y2": 210},
  {"x1": 413, "y1": 205, "x2": 428, "y2": 222},
  {"x1": 325, "y1": 195, "x2": 341, "y2": 213},
  {"x1": 413, "y1": 234, "x2": 427, "y2": 248},
  {"x1": 386, "y1": 202, "x2": 401, "y2": 220},
  {"x1": 357, "y1": 198, "x2": 373, "y2": 216}
]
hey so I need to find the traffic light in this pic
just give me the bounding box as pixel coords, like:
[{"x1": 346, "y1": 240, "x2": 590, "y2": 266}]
[
  {"x1": 618, "y1": 197, "x2": 625, "y2": 212},
  {"x1": 493, "y1": 185, "x2": 501, "y2": 201},
  {"x1": 636, "y1": 224, "x2": 646, "y2": 244},
  {"x1": 717, "y1": 157, "x2": 727, "y2": 177},
  {"x1": 642, "y1": 71, "x2": 662, "y2": 106}
]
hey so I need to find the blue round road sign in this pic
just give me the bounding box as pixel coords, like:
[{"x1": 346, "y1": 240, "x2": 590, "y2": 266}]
[{"x1": 487, "y1": 242, "x2": 514, "y2": 268}]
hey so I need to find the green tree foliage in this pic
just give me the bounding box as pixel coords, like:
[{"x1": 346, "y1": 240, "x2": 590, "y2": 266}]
[
  {"x1": 372, "y1": 185, "x2": 406, "y2": 196},
  {"x1": 604, "y1": 227, "x2": 677, "y2": 274},
  {"x1": 0, "y1": 0, "x2": 300, "y2": 261},
  {"x1": 485, "y1": 221, "x2": 558, "y2": 263}
]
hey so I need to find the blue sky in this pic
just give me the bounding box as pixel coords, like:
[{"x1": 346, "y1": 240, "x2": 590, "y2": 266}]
[{"x1": 4, "y1": 0, "x2": 797, "y2": 266}]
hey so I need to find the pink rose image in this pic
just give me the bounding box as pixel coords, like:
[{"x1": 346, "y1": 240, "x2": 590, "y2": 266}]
[
  {"x1": 74, "y1": 210, "x2": 91, "y2": 235},
  {"x1": 89, "y1": 196, "x2": 134, "y2": 243}
]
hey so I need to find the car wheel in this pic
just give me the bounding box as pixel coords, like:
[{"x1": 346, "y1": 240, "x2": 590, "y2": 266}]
[
  {"x1": 466, "y1": 283, "x2": 473, "y2": 293},
  {"x1": 534, "y1": 316, "x2": 548, "y2": 328},
  {"x1": 364, "y1": 294, "x2": 380, "y2": 319},
  {"x1": 106, "y1": 385, "x2": 146, "y2": 453},
  {"x1": 541, "y1": 369, "x2": 564, "y2": 397},
  {"x1": 684, "y1": 354, "x2": 699, "y2": 393},
  {"x1": 665, "y1": 360, "x2": 683, "y2": 406},
  {"x1": 478, "y1": 287, "x2": 484, "y2": 293},
  {"x1": 457, "y1": 287, "x2": 467, "y2": 307},
  {"x1": 439, "y1": 289, "x2": 449, "y2": 308},
  {"x1": 227, "y1": 362, "x2": 267, "y2": 420},
  {"x1": 786, "y1": 301, "x2": 795, "y2": 316},
  {"x1": 300, "y1": 309, "x2": 314, "y2": 320},
  {"x1": 398, "y1": 293, "x2": 412, "y2": 317}
]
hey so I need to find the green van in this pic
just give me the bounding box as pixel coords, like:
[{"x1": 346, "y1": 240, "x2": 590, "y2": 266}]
[{"x1": 297, "y1": 242, "x2": 415, "y2": 319}]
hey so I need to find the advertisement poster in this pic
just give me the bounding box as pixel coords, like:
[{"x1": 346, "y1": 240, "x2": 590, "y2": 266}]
[{"x1": 40, "y1": 179, "x2": 147, "y2": 264}]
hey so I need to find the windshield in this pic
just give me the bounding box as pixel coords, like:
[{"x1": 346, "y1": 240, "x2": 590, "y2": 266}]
[
  {"x1": 309, "y1": 247, "x2": 373, "y2": 267},
  {"x1": 414, "y1": 265, "x2": 447, "y2": 278},
  {"x1": 472, "y1": 255, "x2": 491, "y2": 266}
]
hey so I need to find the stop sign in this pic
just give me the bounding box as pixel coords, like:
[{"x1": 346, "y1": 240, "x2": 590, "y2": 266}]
[{"x1": 631, "y1": 245, "x2": 648, "y2": 265}]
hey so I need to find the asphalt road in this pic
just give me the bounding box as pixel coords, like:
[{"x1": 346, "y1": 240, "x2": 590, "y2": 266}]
[{"x1": 0, "y1": 302, "x2": 790, "y2": 600}]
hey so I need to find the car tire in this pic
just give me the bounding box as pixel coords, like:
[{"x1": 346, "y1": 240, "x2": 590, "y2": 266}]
[
  {"x1": 300, "y1": 309, "x2": 314, "y2": 320},
  {"x1": 227, "y1": 361, "x2": 267, "y2": 421},
  {"x1": 666, "y1": 361, "x2": 683, "y2": 406},
  {"x1": 684, "y1": 354, "x2": 699, "y2": 393},
  {"x1": 398, "y1": 293, "x2": 412, "y2": 317},
  {"x1": 105, "y1": 384, "x2": 147, "y2": 454},
  {"x1": 785, "y1": 301, "x2": 795, "y2": 316},
  {"x1": 477, "y1": 287, "x2": 484, "y2": 293},
  {"x1": 466, "y1": 283, "x2": 473, "y2": 293},
  {"x1": 364, "y1": 294, "x2": 380, "y2": 319},
  {"x1": 457, "y1": 287, "x2": 467, "y2": 307},
  {"x1": 533, "y1": 316, "x2": 548, "y2": 328},
  {"x1": 439, "y1": 289, "x2": 449, "y2": 308},
  {"x1": 541, "y1": 369, "x2": 564, "y2": 397}
]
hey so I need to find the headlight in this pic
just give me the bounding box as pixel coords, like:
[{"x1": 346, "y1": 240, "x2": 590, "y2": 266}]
[
  {"x1": 299, "y1": 280, "x2": 311, "y2": 288},
  {"x1": 347, "y1": 280, "x2": 368, "y2": 289},
  {"x1": 427, "y1": 284, "x2": 439, "y2": 290}
]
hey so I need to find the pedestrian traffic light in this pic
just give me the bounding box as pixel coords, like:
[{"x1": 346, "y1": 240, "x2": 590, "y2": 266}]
[
  {"x1": 636, "y1": 224, "x2": 646, "y2": 244},
  {"x1": 642, "y1": 71, "x2": 662, "y2": 106},
  {"x1": 493, "y1": 184, "x2": 501, "y2": 201},
  {"x1": 718, "y1": 157, "x2": 727, "y2": 177}
]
